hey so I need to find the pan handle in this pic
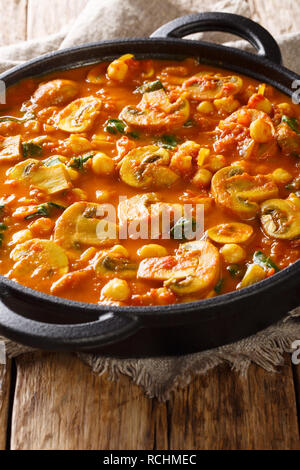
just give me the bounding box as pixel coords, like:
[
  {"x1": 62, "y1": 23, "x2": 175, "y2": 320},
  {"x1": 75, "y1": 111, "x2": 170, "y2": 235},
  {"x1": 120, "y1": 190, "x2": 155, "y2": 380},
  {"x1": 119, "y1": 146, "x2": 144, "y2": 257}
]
[
  {"x1": 0, "y1": 299, "x2": 140, "y2": 351},
  {"x1": 150, "y1": 12, "x2": 282, "y2": 65}
]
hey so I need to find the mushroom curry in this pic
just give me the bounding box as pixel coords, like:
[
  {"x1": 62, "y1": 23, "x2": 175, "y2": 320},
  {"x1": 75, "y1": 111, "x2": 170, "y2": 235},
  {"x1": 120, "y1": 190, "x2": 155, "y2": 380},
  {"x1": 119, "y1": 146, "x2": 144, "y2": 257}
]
[{"x1": 0, "y1": 54, "x2": 299, "y2": 306}]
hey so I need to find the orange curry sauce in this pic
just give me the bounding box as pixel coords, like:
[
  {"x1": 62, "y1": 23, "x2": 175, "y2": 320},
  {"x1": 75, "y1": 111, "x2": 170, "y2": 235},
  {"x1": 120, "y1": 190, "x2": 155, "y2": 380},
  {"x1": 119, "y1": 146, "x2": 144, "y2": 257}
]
[{"x1": 0, "y1": 55, "x2": 299, "y2": 306}]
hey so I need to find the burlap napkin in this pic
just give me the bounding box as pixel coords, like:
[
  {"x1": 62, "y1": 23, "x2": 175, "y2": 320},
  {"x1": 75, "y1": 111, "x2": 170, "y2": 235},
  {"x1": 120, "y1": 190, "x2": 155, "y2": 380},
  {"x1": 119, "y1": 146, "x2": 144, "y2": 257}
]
[{"x1": 1, "y1": 0, "x2": 300, "y2": 400}]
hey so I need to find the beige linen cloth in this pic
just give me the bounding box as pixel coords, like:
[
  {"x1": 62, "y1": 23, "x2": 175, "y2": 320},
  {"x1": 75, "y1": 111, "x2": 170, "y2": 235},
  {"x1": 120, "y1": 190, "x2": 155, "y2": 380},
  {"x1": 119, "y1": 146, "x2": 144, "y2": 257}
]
[{"x1": 1, "y1": 0, "x2": 300, "y2": 400}]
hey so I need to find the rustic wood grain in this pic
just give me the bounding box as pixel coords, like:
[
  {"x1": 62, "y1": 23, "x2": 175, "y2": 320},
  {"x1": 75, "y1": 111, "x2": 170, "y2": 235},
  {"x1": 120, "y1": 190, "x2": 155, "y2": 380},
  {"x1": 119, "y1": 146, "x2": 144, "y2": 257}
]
[
  {"x1": 11, "y1": 354, "x2": 300, "y2": 450},
  {"x1": 292, "y1": 362, "x2": 300, "y2": 431},
  {"x1": 0, "y1": 0, "x2": 28, "y2": 46},
  {"x1": 0, "y1": 361, "x2": 11, "y2": 450},
  {"x1": 26, "y1": 0, "x2": 88, "y2": 40},
  {"x1": 11, "y1": 353, "x2": 168, "y2": 450},
  {"x1": 168, "y1": 361, "x2": 300, "y2": 450}
]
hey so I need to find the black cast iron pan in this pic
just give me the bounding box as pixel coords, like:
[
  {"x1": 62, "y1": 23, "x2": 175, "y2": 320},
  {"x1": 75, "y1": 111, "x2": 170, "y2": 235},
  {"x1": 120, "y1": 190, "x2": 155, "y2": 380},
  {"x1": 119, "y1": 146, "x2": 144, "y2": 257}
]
[{"x1": 0, "y1": 12, "x2": 299, "y2": 357}]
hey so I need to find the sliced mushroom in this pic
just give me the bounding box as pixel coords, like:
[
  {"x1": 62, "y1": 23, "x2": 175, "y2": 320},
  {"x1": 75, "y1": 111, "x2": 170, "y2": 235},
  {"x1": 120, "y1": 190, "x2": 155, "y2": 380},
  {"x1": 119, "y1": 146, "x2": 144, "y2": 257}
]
[
  {"x1": 137, "y1": 239, "x2": 220, "y2": 296},
  {"x1": 182, "y1": 73, "x2": 243, "y2": 101},
  {"x1": 159, "y1": 66, "x2": 188, "y2": 86},
  {"x1": 10, "y1": 239, "x2": 68, "y2": 280},
  {"x1": 238, "y1": 263, "x2": 266, "y2": 289},
  {"x1": 57, "y1": 96, "x2": 102, "y2": 133},
  {"x1": 54, "y1": 201, "x2": 118, "y2": 251},
  {"x1": 211, "y1": 166, "x2": 278, "y2": 219},
  {"x1": 119, "y1": 89, "x2": 190, "y2": 132},
  {"x1": 95, "y1": 253, "x2": 137, "y2": 279},
  {"x1": 31, "y1": 79, "x2": 79, "y2": 108},
  {"x1": 118, "y1": 193, "x2": 159, "y2": 226},
  {"x1": 207, "y1": 222, "x2": 253, "y2": 244},
  {"x1": 0, "y1": 135, "x2": 21, "y2": 163},
  {"x1": 118, "y1": 192, "x2": 183, "y2": 239},
  {"x1": 8, "y1": 158, "x2": 72, "y2": 194},
  {"x1": 43, "y1": 155, "x2": 67, "y2": 167},
  {"x1": 260, "y1": 197, "x2": 300, "y2": 239},
  {"x1": 120, "y1": 145, "x2": 179, "y2": 188}
]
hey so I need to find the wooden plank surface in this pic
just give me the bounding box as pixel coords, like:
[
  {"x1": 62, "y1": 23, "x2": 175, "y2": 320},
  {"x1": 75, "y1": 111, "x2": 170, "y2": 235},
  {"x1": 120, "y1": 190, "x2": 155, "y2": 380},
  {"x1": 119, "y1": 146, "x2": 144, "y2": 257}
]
[
  {"x1": 11, "y1": 353, "x2": 168, "y2": 450},
  {"x1": 168, "y1": 361, "x2": 300, "y2": 450},
  {"x1": 11, "y1": 353, "x2": 300, "y2": 450},
  {"x1": 292, "y1": 362, "x2": 300, "y2": 436},
  {"x1": 0, "y1": 361, "x2": 11, "y2": 450},
  {"x1": 1, "y1": 0, "x2": 300, "y2": 451}
]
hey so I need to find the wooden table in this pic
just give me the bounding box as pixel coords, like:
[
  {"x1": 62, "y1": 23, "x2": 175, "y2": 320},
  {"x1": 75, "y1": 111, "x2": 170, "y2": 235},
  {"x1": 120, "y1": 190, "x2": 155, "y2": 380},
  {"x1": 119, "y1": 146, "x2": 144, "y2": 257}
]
[{"x1": 0, "y1": 0, "x2": 300, "y2": 450}]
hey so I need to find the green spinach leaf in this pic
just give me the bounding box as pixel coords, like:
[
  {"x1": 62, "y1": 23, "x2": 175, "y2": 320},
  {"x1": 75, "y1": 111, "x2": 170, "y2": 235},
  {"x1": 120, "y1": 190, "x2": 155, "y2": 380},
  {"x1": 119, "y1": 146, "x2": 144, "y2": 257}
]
[{"x1": 22, "y1": 142, "x2": 43, "y2": 158}]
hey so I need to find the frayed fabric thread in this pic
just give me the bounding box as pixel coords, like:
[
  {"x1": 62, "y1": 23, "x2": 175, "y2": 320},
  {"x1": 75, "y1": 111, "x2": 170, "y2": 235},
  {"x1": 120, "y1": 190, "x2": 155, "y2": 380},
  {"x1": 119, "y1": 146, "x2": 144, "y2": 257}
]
[{"x1": 78, "y1": 310, "x2": 300, "y2": 400}]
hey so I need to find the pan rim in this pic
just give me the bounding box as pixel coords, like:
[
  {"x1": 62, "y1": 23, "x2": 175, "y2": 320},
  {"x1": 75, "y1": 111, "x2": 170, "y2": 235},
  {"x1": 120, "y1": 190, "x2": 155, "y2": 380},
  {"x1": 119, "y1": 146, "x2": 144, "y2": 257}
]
[{"x1": 0, "y1": 36, "x2": 299, "y2": 319}]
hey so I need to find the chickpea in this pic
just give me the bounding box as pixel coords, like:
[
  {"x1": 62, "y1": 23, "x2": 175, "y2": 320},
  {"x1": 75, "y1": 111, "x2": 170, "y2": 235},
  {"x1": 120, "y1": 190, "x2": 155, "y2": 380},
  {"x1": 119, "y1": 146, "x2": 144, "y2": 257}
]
[
  {"x1": 171, "y1": 141, "x2": 199, "y2": 173},
  {"x1": 109, "y1": 245, "x2": 129, "y2": 257},
  {"x1": 170, "y1": 153, "x2": 192, "y2": 173},
  {"x1": 256, "y1": 97, "x2": 272, "y2": 114},
  {"x1": 220, "y1": 244, "x2": 246, "y2": 264},
  {"x1": 29, "y1": 217, "x2": 54, "y2": 237},
  {"x1": 107, "y1": 54, "x2": 133, "y2": 82},
  {"x1": 67, "y1": 134, "x2": 91, "y2": 153},
  {"x1": 277, "y1": 102, "x2": 293, "y2": 116},
  {"x1": 137, "y1": 244, "x2": 168, "y2": 259},
  {"x1": 192, "y1": 168, "x2": 212, "y2": 188},
  {"x1": 248, "y1": 93, "x2": 272, "y2": 114},
  {"x1": 101, "y1": 278, "x2": 131, "y2": 301},
  {"x1": 213, "y1": 97, "x2": 240, "y2": 113},
  {"x1": 272, "y1": 168, "x2": 293, "y2": 185},
  {"x1": 72, "y1": 188, "x2": 87, "y2": 201},
  {"x1": 250, "y1": 119, "x2": 273, "y2": 143},
  {"x1": 180, "y1": 155, "x2": 192, "y2": 171},
  {"x1": 11, "y1": 229, "x2": 32, "y2": 245},
  {"x1": 67, "y1": 167, "x2": 80, "y2": 181},
  {"x1": 207, "y1": 154, "x2": 226, "y2": 172},
  {"x1": 197, "y1": 101, "x2": 214, "y2": 114},
  {"x1": 108, "y1": 61, "x2": 128, "y2": 81},
  {"x1": 92, "y1": 152, "x2": 115, "y2": 176}
]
